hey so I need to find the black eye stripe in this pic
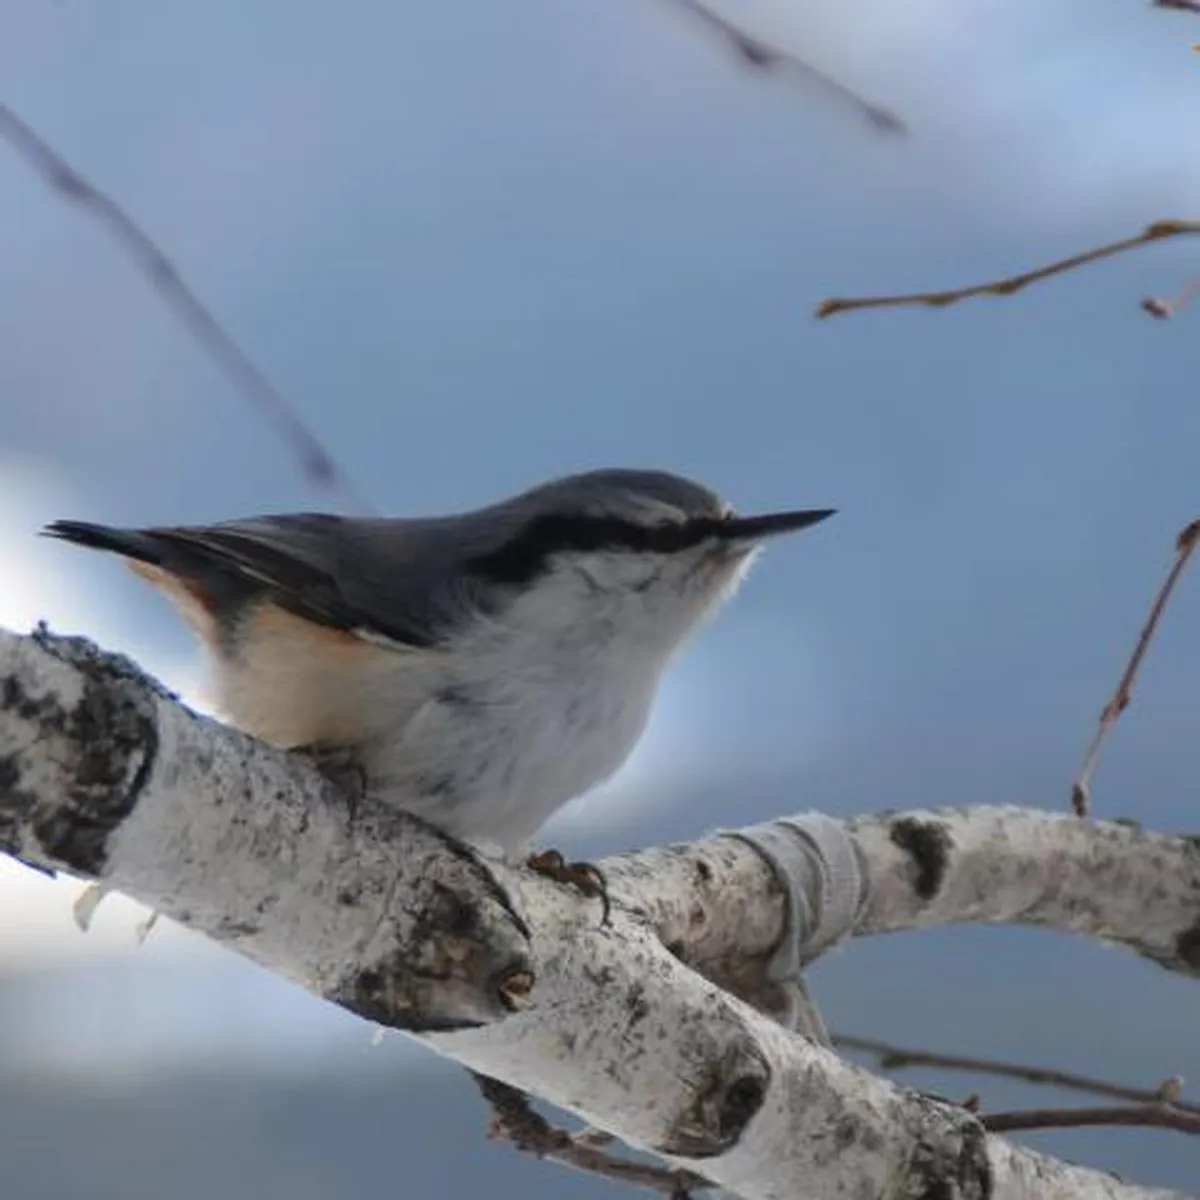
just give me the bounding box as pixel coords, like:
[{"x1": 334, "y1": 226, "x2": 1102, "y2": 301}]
[{"x1": 468, "y1": 513, "x2": 722, "y2": 586}]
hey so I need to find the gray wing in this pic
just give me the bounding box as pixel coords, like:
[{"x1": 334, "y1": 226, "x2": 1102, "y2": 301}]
[{"x1": 45, "y1": 512, "x2": 507, "y2": 649}]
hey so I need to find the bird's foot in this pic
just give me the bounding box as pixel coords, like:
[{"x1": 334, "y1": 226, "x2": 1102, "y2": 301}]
[{"x1": 525, "y1": 848, "x2": 611, "y2": 926}]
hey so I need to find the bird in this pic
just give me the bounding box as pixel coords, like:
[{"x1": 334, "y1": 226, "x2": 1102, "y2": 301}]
[{"x1": 44, "y1": 468, "x2": 834, "y2": 908}]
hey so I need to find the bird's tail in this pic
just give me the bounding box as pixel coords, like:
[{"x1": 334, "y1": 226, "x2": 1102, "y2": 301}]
[{"x1": 43, "y1": 519, "x2": 222, "y2": 644}]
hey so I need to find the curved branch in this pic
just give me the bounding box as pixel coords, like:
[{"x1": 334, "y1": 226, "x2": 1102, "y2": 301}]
[
  {"x1": 848, "y1": 809, "x2": 1200, "y2": 976},
  {"x1": 608, "y1": 807, "x2": 1200, "y2": 986}
]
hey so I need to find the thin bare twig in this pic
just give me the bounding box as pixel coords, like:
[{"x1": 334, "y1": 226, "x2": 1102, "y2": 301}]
[
  {"x1": 1071, "y1": 519, "x2": 1200, "y2": 815},
  {"x1": 836, "y1": 1034, "x2": 1200, "y2": 1116},
  {"x1": 668, "y1": 0, "x2": 905, "y2": 135},
  {"x1": 983, "y1": 1104, "x2": 1200, "y2": 1137},
  {"x1": 473, "y1": 1072, "x2": 710, "y2": 1197},
  {"x1": 815, "y1": 220, "x2": 1200, "y2": 319},
  {"x1": 0, "y1": 101, "x2": 373, "y2": 513},
  {"x1": 1153, "y1": 0, "x2": 1200, "y2": 14},
  {"x1": 1142, "y1": 275, "x2": 1200, "y2": 319}
]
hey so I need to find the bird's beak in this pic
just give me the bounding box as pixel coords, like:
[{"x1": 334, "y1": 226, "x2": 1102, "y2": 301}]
[{"x1": 717, "y1": 508, "x2": 836, "y2": 544}]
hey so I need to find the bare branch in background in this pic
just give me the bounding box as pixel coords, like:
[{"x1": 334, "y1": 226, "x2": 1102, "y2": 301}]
[
  {"x1": 837, "y1": 1034, "x2": 1200, "y2": 1116},
  {"x1": 0, "y1": 101, "x2": 374, "y2": 514},
  {"x1": 668, "y1": 0, "x2": 905, "y2": 135},
  {"x1": 474, "y1": 1074, "x2": 709, "y2": 1197},
  {"x1": 1153, "y1": 0, "x2": 1200, "y2": 14},
  {"x1": 1071, "y1": 519, "x2": 1200, "y2": 816},
  {"x1": 984, "y1": 1104, "x2": 1200, "y2": 1138},
  {"x1": 815, "y1": 220, "x2": 1200, "y2": 319},
  {"x1": 1142, "y1": 276, "x2": 1200, "y2": 319}
]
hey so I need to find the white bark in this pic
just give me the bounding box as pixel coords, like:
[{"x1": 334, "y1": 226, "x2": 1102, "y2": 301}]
[
  {"x1": 611, "y1": 806, "x2": 1200, "y2": 987},
  {"x1": 0, "y1": 625, "x2": 1192, "y2": 1200}
]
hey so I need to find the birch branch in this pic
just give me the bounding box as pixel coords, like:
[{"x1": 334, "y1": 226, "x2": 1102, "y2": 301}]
[
  {"x1": 0, "y1": 624, "x2": 1190, "y2": 1200},
  {"x1": 609, "y1": 806, "x2": 1200, "y2": 993}
]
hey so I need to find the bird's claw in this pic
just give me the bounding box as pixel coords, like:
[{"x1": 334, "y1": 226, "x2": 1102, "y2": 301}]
[{"x1": 525, "y1": 849, "x2": 611, "y2": 925}]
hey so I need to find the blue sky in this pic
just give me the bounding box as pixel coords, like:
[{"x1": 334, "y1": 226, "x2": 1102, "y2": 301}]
[{"x1": 2, "y1": 0, "x2": 1200, "y2": 1188}]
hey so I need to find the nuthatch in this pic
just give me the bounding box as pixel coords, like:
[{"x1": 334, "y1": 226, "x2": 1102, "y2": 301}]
[{"x1": 45, "y1": 469, "x2": 833, "y2": 904}]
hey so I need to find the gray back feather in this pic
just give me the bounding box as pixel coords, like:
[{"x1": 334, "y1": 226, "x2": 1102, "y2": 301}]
[{"x1": 148, "y1": 469, "x2": 727, "y2": 648}]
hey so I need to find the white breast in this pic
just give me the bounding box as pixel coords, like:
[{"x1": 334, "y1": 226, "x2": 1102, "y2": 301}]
[
  {"x1": 212, "y1": 562, "x2": 715, "y2": 856},
  {"x1": 361, "y1": 572, "x2": 677, "y2": 852}
]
